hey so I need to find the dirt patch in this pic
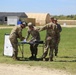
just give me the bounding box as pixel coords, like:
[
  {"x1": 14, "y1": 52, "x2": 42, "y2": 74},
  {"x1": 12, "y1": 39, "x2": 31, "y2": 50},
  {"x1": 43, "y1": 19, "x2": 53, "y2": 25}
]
[{"x1": 0, "y1": 63, "x2": 71, "y2": 75}]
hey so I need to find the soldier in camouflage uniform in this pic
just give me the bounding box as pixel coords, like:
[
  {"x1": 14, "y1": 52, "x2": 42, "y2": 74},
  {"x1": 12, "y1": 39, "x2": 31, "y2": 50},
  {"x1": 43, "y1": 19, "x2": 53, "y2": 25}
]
[
  {"x1": 25, "y1": 22, "x2": 40, "y2": 60},
  {"x1": 9, "y1": 22, "x2": 27, "y2": 60},
  {"x1": 39, "y1": 17, "x2": 57, "y2": 61},
  {"x1": 54, "y1": 18, "x2": 62, "y2": 56}
]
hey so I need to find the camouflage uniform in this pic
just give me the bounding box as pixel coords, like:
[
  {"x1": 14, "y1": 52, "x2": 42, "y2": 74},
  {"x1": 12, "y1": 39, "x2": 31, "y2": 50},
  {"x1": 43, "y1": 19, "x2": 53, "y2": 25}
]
[
  {"x1": 9, "y1": 25, "x2": 24, "y2": 60},
  {"x1": 55, "y1": 23, "x2": 62, "y2": 56},
  {"x1": 26, "y1": 27, "x2": 40, "y2": 59},
  {"x1": 39, "y1": 22, "x2": 57, "y2": 61}
]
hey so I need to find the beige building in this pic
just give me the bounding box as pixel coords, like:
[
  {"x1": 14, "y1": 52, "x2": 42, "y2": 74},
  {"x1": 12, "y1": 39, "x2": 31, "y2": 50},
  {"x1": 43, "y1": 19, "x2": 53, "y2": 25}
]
[
  {"x1": 26, "y1": 13, "x2": 51, "y2": 26},
  {"x1": 58, "y1": 20, "x2": 76, "y2": 25}
]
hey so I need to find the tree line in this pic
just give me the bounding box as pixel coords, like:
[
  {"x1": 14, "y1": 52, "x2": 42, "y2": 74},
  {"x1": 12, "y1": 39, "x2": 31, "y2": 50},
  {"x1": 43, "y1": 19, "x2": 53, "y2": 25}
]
[{"x1": 54, "y1": 15, "x2": 76, "y2": 20}]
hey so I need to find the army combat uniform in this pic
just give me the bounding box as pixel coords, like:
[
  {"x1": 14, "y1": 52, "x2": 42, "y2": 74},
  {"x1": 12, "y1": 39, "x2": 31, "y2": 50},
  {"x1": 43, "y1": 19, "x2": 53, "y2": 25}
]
[
  {"x1": 26, "y1": 27, "x2": 40, "y2": 59},
  {"x1": 39, "y1": 22, "x2": 57, "y2": 61},
  {"x1": 9, "y1": 25, "x2": 24, "y2": 60},
  {"x1": 55, "y1": 23, "x2": 62, "y2": 56}
]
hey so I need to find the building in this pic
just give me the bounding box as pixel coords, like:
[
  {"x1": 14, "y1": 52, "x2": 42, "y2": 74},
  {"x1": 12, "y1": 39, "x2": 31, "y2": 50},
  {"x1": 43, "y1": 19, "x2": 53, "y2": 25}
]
[
  {"x1": 0, "y1": 12, "x2": 27, "y2": 25},
  {"x1": 26, "y1": 13, "x2": 51, "y2": 26},
  {"x1": 58, "y1": 20, "x2": 76, "y2": 25}
]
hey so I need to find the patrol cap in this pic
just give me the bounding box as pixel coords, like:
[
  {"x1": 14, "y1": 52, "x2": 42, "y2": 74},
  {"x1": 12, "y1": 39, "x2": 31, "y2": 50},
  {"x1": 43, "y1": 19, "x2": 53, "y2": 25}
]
[
  {"x1": 54, "y1": 18, "x2": 57, "y2": 20},
  {"x1": 54, "y1": 18, "x2": 57, "y2": 21},
  {"x1": 50, "y1": 16, "x2": 54, "y2": 19},
  {"x1": 28, "y1": 22, "x2": 33, "y2": 27},
  {"x1": 22, "y1": 22, "x2": 27, "y2": 26}
]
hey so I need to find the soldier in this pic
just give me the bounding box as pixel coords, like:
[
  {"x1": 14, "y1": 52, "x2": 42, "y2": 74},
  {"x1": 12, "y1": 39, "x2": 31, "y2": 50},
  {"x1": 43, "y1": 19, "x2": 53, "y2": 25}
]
[
  {"x1": 50, "y1": 16, "x2": 54, "y2": 23},
  {"x1": 54, "y1": 18, "x2": 62, "y2": 56},
  {"x1": 25, "y1": 22, "x2": 40, "y2": 60},
  {"x1": 9, "y1": 22, "x2": 27, "y2": 60},
  {"x1": 39, "y1": 17, "x2": 57, "y2": 61}
]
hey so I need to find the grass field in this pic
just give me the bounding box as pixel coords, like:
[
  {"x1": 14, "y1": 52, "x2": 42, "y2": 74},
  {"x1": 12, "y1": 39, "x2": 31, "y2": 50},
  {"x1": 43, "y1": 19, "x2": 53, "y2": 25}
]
[{"x1": 0, "y1": 27, "x2": 76, "y2": 74}]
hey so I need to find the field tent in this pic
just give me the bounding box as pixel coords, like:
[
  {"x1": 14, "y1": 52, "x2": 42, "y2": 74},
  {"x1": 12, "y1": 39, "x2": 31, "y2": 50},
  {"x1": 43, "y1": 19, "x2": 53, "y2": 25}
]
[{"x1": 26, "y1": 13, "x2": 51, "y2": 26}]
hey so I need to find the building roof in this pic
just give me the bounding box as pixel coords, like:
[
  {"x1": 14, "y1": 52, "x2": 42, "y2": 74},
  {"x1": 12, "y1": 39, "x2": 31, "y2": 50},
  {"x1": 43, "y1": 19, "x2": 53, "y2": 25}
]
[
  {"x1": 0, "y1": 12, "x2": 27, "y2": 17},
  {"x1": 26, "y1": 13, "x2": 51, "y2": 20}
]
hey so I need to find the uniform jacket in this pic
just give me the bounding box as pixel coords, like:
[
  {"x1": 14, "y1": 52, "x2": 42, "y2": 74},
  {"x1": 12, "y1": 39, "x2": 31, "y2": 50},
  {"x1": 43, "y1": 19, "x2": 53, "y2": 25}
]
[
  {"x1": 26, "y1": 27, "x2": 40, "y2": 41},
  {"x1": 9, "y1": 25, "x2": 23, "y2": 41},
  {"x1": 39, "y1": 22, "x2": 57, "y2": 40}
]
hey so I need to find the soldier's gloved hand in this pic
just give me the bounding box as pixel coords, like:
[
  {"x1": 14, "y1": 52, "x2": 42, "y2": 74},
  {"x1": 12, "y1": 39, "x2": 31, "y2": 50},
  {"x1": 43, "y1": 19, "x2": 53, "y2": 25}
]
[
  {"x1": 23, "y1": 39, "x2": 26, "y2": 42},
  {"x1": 47, "y1": 37, "x2": 52, "y2": 41}
]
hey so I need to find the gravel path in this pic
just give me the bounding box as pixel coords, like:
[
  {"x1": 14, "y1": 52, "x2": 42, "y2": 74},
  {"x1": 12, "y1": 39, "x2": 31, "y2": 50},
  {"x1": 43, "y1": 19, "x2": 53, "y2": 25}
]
[{"x1": 0, "y1": 63, "x2": 71, "y2": 75}]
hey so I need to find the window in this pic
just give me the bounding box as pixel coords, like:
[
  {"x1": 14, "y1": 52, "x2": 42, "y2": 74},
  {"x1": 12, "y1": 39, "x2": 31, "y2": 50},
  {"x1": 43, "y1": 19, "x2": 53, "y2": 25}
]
[{"x1": 5, "y1": 17, "x2": 7, "y2": 21}]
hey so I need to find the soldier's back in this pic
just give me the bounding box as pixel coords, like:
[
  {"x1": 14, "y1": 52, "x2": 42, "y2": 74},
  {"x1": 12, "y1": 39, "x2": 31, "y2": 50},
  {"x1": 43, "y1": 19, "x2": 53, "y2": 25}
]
[{"x1": 9, "y1": 25, "x2": 21, "y2": 39}]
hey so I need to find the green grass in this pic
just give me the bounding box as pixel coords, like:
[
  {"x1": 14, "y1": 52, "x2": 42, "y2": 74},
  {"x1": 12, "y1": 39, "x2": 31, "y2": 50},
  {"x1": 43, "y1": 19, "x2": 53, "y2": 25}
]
[{"x1": 0, "y1": 27, "x2": 76, "y2": 74}]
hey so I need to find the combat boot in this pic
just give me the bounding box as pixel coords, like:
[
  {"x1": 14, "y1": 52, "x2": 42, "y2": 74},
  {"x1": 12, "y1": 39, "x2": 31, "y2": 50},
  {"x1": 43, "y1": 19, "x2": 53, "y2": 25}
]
[
  {"x1": 12, "y1": 56, "x2": 18, "y2": 60},
  {"x1": 29, "y1": 56, "x2": 34, "y2": 60},
  {"x1": 55, "y1": 49, "x2": 58, "y2": 56},
  {"x1": 13, "y1": 51, "x2": 18, "y2": 60},
  {"x1": 33, "y1": 56, "x2": 37, "y2": 60},
  {"x1": 43, "y1": 58, "x2": 46, "y2": 61},
  {"x1": 49, "y1": 57, "x2": 53, "y2": 61},
  {"x1": 55, "y1": 53, "x2": 57, "y2": 56}
]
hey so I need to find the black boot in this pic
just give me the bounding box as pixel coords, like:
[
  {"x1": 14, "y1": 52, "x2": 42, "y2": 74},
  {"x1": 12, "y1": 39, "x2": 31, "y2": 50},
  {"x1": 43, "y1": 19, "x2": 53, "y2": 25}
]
[
  {"x1": 33, "y1": 55, "x2": 37, "y2": 60},
  {"x1": 29, "y1": 53, "x2": 34, "y2": 60}
]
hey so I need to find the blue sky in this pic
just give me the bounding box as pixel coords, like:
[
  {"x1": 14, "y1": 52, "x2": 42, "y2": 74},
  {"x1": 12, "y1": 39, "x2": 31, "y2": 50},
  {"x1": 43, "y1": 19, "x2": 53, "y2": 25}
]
[{"x1": 0, "y1": 0, "x2": 76, "y2": 15}]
